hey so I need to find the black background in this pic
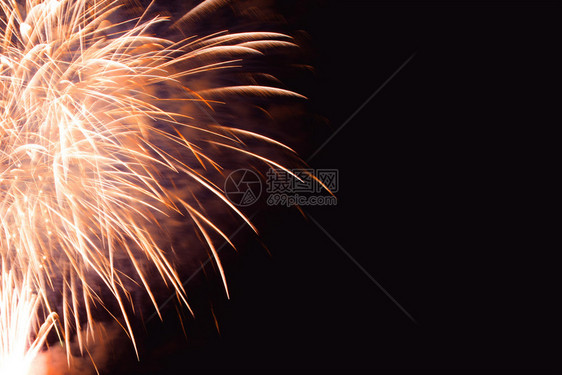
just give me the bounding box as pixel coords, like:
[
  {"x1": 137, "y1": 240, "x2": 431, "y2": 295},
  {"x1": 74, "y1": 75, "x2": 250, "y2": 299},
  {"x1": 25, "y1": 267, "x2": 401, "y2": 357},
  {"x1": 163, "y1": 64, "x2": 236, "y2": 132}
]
[{"x1": 113, "y1": 1, "x2": 560, "y2": 374}]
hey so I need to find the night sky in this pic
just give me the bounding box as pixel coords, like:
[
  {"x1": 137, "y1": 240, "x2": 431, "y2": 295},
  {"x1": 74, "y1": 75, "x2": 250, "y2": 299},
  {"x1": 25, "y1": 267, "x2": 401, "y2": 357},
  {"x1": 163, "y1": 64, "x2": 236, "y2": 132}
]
[{"x1": 100, "y1": 1, "x2": 559, "y2": 374}]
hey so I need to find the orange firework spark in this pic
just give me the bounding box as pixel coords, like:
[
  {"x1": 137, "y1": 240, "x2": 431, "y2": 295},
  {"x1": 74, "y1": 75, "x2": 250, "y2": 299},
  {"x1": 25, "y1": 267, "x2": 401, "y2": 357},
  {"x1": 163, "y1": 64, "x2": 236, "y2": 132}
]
[{"x1": 0, "y1": 0, "x2": 303, "y2": 372}]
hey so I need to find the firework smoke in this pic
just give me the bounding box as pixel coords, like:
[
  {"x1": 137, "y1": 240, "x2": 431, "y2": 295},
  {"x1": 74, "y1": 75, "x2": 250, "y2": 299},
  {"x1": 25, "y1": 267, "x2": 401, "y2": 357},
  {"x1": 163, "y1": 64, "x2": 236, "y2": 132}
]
[
  {"x1": 30, "y1": 321, "x2": 122, "y2": 375},
  {"x1": 0, "y1": 0, "x2": 305, "y2": 373}
]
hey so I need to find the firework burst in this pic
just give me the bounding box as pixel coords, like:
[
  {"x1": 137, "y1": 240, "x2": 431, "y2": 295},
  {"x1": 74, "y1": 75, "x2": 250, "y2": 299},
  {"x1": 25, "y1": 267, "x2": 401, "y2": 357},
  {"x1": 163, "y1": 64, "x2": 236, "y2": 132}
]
[{"x1": 0, "y1": 0, "x2": 304, "y2": 372}]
